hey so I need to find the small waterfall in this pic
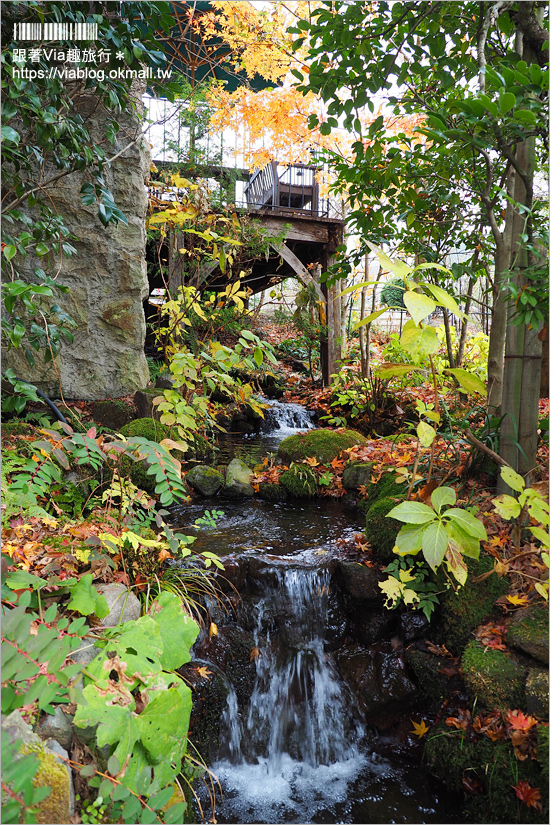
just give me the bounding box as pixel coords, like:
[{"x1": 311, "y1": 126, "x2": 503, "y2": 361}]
[
  {"x1": 211, "y1": 566, "x2": 366, "y2": 823},
  {"x1": 260, "y1": 399, "x2": 314, "y2": 433}
]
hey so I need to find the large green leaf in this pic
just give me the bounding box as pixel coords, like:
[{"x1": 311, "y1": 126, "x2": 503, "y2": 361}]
[
  {"x1": 353, "y1": 308, "x2": 388, "y2": 329},
  {"x1": 387, "y1": 500, "x2": 436, "y2": 524},
  {"x1": 366, "y1": 241, "x2": 412, "y2": 279},
  {"x1": 150, "y1": 591, "x2": 200, "y2": 671},
  {"x1": 499, "y1": 466, "x2": 525, "y2": 493},
  {"x1": 417, "y1": 420, "x2": 437, "y2": 447},
  {"x1": 400, "y1": 320, "x2": 439, "y2": 359},
  {"x1": 66, "y1": 574, "x2": 109, "y2": 618},
  {"x1": 492, "y1": 494, "x2": 522, "y2": 520},
  {"x1": 422, "y1": 520, "x2": 448, "y2": 570},
  {"x1": 445, "y1": 368, "x2": 486, "y2": 396},
  {"x1": 445, "y1": 508, "x2": 487, "y2": 540},
  {"x1": 394, "y1": 522, "x2": 425, "y2": 555},
  {"x1": 445, "y1": 521, "x2": 480, "y2": 560},
  {"x1": 374, "y1": 362, "x2": 423, "y2": 379},
  {"x1": 403, "y1": 291, "x2": 436, "y2": 325},
  {"x1": 431, "y1": 486, "x2": 456, "y2": 513},
  {"x1": 421, "y1": 282, "x2": 462, "y2": 318}
]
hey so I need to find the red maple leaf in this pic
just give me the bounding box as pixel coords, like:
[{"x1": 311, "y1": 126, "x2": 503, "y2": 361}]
[
  {"x1": 512, "y1": 780, "x2": 542, "y2": 810},
  {"x1": 505, "y1": 710, "x2": 538, "y2": 733}
]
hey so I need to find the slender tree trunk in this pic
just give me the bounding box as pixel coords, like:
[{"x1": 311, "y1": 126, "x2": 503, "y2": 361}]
[
  {"x1": 359, "y1": 286, "x2": 368, "y2": 377},
  {"x1": 442, "y1": 308, "x2": 455, "y2": 368},
  {"x1": 455, "y1": 275, "x2": 474, "y2": 367},
  {"x1": 498, "y1": 45, "x2": 542, "y2": 487}
]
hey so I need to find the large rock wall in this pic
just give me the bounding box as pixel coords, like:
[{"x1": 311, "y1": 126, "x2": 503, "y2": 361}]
[{"x1": 4, "y1": 88, "x2": 150, "y2": 400}]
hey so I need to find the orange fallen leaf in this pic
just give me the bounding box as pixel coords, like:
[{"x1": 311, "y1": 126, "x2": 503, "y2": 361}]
[
  {"x1": 512, "y1": 780, "x2": 542, "y2": 810},
  {"x1": 250, "y1": 647, "x2": 262, "y2": 662},
  {"x1": 505, "y1": 710, "x2": 538, "y2": 732},
  {"x1": 209, "y1": 622, "x2": 218, "y2": 639},
  {"x1": 158, "y1": 548, "x2": 172, "y2": 563},
  {"x1": 197, "y1": 666, "x2": 212, "y2": 679}
]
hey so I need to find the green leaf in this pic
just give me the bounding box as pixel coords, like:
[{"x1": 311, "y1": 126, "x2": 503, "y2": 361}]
[
  {"x1": 5, "y1": 571, "x2": 48, "y2": 591},
  {"x1": 150, "y1": 591, "x2": 199, "y2": 671},
  {"x1": 444, "y1": 508, "x2": 487, "y2": 540},
  {"x1": 400, "y1": 320, "x2": 439, "y2": 359},
  {"x1": 164, "y1": 802, "x2": 188, "y2": 824},
  {"x1": 366, "y1": 241, "x2": 412, "y2": 279},
  {"x1": 149, "y1": 787, "x2": 175, "y2": 810},
  {"x1": 394, "y1": 522, "x2": 425, "y2": 556},
  {"x1": 499, "y1": 91, "x2": 516, "y2": 114},
  {"x1": 492, "y1": 494, "x2": 522, "y2": 520},
  {"x1": 375, "y1": 363, "x2": 423, "y2": 379},
  {"x1": 417, "y1": 420, "x2": 436, "y2": 448},
  {"x1": 445, "y1": 521, "x2": 480, "y2": 560},
  {"x1": 403, "y1": 291, "x2": 436, "y2": 325},
  {"x1": 499, "y1": 466, "x2": 525, "y2": 493},
  {"x1": 422, "y1": 520, "x2": 448, "y2": 570},
  {"x1": 1, "y1": 126, "x2": 19, "y2": 145},
  {"x1": 387, "y1": 500, "x2": 436, "y2": 524},
  {"x1": 421, "y1": 282, "x2": 462, "y2": 317},
  {"x1": 445, "y1": 368, "x2": 486, "y2": 396},
  {"x1": 513, "y1": 109, "x2": 537, "y2": 124},
  {"x1": 254, "y1": 347, "x2": 263, "y2": 367},
  {"x1": 353, "y1": 308, "x2": 388, "y2": 329},
  {"x1": 66, "y1": 574, "x2": 110, "y2": 618},
  {"x1": 431, "y1": 487, "x2": 456, "y2": 514}
]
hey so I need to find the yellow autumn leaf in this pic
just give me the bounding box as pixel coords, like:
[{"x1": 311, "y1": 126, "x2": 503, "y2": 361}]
[
  {"x1": 209, "y1": 622, "x2": 218, "y2": 639},
  {"x1": 410, "y1": 718, "x2": 430, "y2": 738},
  {"x1": 197, "y1": 666, "x2": 213, "y2": 679},
  {"x1": 506, "y1": 594, "x2": 529, "y2": 607}
]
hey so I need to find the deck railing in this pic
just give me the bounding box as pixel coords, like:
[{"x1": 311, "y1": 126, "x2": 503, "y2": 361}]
[{"x1": 243, "y1": 161, "x2": 328, "y2": 217}]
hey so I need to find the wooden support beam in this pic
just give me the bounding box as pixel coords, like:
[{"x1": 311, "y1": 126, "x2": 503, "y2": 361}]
[
  {"x1": 257, "y1": 215, "x2": 330, "y2": 243},
  {"x1": 271, "y1": 242, "x2": 325, "y2": 304}
]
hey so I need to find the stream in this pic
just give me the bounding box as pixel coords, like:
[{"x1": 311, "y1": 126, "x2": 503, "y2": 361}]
[{"x1": 171, "y1": 400, "x2": 460, "y2": 824}]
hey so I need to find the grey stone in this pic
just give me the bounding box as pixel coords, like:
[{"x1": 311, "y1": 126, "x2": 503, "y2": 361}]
[
  {"x1": 525, "y1": 668, "x2": 549, "y2": 720},
  {"x1": 70, "y1": 640, "x2": 101, "y2": 668},
  {"x1": 37, "y1": 706, "x2": 74, "y2": 749},
  {"x1": 92, "y1": 399, "x2": 135, "y2": 430},
  {"x1": 2, "y1": 85, "x2": 151, "y2": 400},
  {"x1": 398, "y1": 611, "x2": 429, "y2": 642},
  {"x1": 353, "y1": 608, "x2": 396, "y2": 645},
  {"x1": 186, "y1": 465, "x2": 225, "y2": 497},
  {"x1": 2, "y1": 710, "x2": 41, "y2": 748},
  {"x1": 342, "y1": 461, "x2": 375, "y2": 491},
  {"x1": 134, "y1": 388, "x2": 163, "y2": 420},
  {"x1": 224, "y1": 458, "x2": 254, "y2": 497},
  {"x1": 95, "y1": 584, "x2": 141, "y2": 627},
  {"x1": 338, "y1": 561, "x2": 383, "y2": 601}
]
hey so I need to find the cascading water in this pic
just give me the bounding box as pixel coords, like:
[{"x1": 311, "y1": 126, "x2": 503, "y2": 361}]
[
  {"x1": 260, "y1": 399, "x2": 315, "y2": 434},
  {"x1": 210, "y1": 566, "x2": 368, "y2": 824}
]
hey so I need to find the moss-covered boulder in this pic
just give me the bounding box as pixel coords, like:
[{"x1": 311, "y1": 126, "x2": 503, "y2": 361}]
[
  {"x1": 437, "y1": 554, "x2": 510, "y2": 654},
  {"x1": 223, "y1": 458, "x2": 254, "y2": 497},
  {"x1": 367, "y1": 470, "x2": 407, "y2": 506},
  {"x1": 278, "y1": 428, "x2": 367, "y2": 465},
  {"x1": 92, "y1": 398, "x2": 135, "y2": 430},
  {"x1": 257, "y1": 482, "x2": 288, "y2": 502},
  {"x1": 342, "y1": 460, "x2": 375, "y2": 491},
  {"x1": 337, "y1": 561, "x2": 383, "y2": 601},
  {"x1": 425, "y1": 723, "x2": 547, "y2": 824},
  {"x1": 21, "y1": 741, "x2": 73, "y2": 824},
  {"x1": 364, "y1": 495, "x2": 404, "y2": 563},
  {"x1": 279, "y1": 464, "x2": 317, "y2": 498},
  {"x1": 461, "y1": 640, "x2": 525, "y2": 709},
  {"x1": 507, "y1": 604, "x2": 549, "y2": 664},
  {"x1": 404, "y1": 648, "x2": 454, "y2": 708},
  {"x1": 525, "y1": 668, "x2": 549, "y2": 720},
  {"x1": 1, "y1": 420, "x2": 35, "y2": 437},
  {"x1": 185, "y1": 465, "x2": 224, "y2": 497}
]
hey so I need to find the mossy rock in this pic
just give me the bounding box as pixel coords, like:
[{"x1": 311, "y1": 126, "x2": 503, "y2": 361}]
[
  {"x1": 507, "y1": 604, "x2": 549, "y2": 664},
  {"x1": 186, "y1": 465, "x2": 224, "y2": 497},
  {"x1": 342, "y1": 460, "x2": 375, "y2": 491},
  {"x1": 438, "y1": 554, "x2": 510, "y2": 654},
  {"x1": 92, "y1": 398, "x2": 135, "y2": 430},
  {"x1": 367, "y1": 470, "x2": 407, "y2": 507},
  {"x1": 364, "y1": 494, "x2": 404, "y2": 563},
  {"x1": 538, "y1": 724, "x2": 549, "y2": 788},
  {"x1": 525, "y1": 668, "x2": 549, "y2": 720},
  {"x1": 257, "y1": 482, "x2": 288, "y2": 502},
  {"x1": 461, "y1": 640, "x2": 525, "y2": 709},
  {"x1": 278, "y1": 428, "x2": 367, "y2": 465},
  {"x1": 425, "y1": 723, "x2": 547, "y2": 823},
  {"x1": 1, "y1": 420, "x2": 35, "y2": 437},
  {"x1": 280, "y1": 464, "x2": 317, "y2": 498},
  {"x1": 21, "y1": 741, "x2": 72, "y2": 825},
  {"x1": 404, "y1": 648, "x2": 452, "y2": 708}
]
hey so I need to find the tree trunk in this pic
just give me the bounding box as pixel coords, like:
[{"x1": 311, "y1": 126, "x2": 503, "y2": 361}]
[
  {"x1": 359, "y1": 286, "x2": 369, "y2": 377},
  {"x1": 442, "y1": 308, "x2": 456, "y2": 368},
  {"x1": 455, "y1": 275, "x2": 474, "y2": 367}
]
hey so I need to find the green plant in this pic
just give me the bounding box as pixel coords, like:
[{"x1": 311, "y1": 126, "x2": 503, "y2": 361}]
[
  {"x1": 324, "y1": 368, "x2": 396, "y2": 432},
  {"x1": 279, "y1": 463, "x2": 318, "y2": 497},
  {"x1": 379, "y1": 555, "x2": 443, "y2": 620},
  {"x1": 77, "y1": 794, "x2": 108, "y2": 824},
  {"x1": 1, "y1": 734, "x2": 51, "y2": 824},
  {"x1": 73, "y1": 591, "x2": 199, "y2": 809},
  {"x1": 492, "y1": 466, "x2": 549, "y2": 599}
]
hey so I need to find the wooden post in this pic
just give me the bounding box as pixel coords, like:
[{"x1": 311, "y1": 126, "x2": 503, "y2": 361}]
[{"x1": 320, "y1": 251, "x2": 342, "y2": 385}]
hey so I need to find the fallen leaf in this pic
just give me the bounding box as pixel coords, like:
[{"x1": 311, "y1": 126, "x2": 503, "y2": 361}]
[
  {"x1": 506, "y1": 594, "x2": 529, "y2": 607},
  {"x1": 512, "y1": 780, "x2": 542, "y2": 810},
  {"x1": 197, "y1": 666, "x2": 213, "y2": 679},
  {"x1": 250, "y1": 647, "x2": 262, "y2": 662},
  {"x1": 505, "y1": 710, "x2": 538, "y2": 732},
  {"x1": 209, "y1": 622, "x2": 218, "y2": 639},
  {"x1": 410, "y1": 718, "x2": 430, "y2": 738}
]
